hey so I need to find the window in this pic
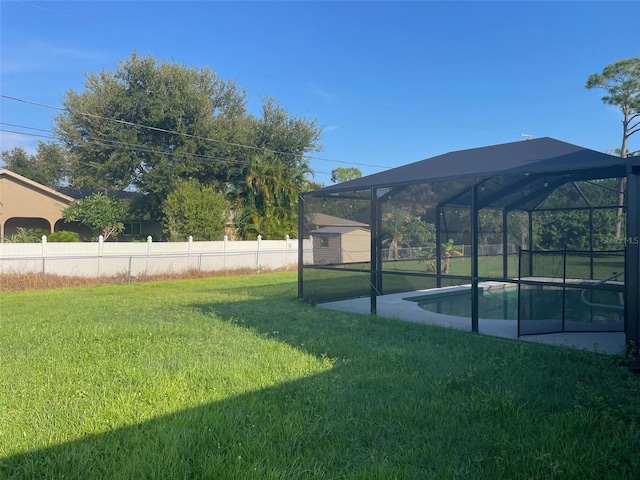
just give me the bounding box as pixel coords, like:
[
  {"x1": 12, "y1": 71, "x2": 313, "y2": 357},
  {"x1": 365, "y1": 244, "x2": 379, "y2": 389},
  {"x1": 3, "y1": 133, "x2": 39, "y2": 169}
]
[
  {"x1": 321, "y1": 236, "x2": 329, "y2": 247},
  {"x1": 123, "y1": 222, "x2": 141, "y2": 236}
]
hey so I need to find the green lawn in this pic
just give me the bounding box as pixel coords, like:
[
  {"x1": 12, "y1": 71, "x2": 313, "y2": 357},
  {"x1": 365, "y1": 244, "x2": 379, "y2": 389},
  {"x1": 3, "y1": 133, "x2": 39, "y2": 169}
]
[{"x1": 1, "y1": 272, "x2": 639, "y2": 479}]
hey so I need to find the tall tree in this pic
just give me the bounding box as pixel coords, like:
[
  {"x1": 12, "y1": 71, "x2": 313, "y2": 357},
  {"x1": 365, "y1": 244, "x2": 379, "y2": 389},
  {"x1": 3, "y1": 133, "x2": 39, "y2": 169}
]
[
  {"x1": 586, "y1": 58, "x2": 640, "y2": 238},
  {"x1": 232, "y1": 153, "x2": 305, "y2": 240},
  {"x1": 54, "y1": 52, "x2": 248, "y2": 212},
  {"x1": 331, "y1": 167, "x2": 362, "y2": 184},
  {"x1": 0, "y1": 142, "x2": 69, "y2": 187},
  {"x1": 54, "y1": 52, "x2": 322, "y2": 236},
  {"x1": 228, "y1": 99, "x2": 322, "y2": 239}
]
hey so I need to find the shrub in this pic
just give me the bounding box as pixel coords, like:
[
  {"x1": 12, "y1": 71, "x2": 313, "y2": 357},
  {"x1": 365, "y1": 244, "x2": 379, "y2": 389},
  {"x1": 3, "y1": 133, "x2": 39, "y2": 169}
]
[
  {"x1": 48, "y1": 230, "x2": 81, "y2": 242},
  {"x1": 5, "y1": 227, "x2": 41, "y2": 243}
]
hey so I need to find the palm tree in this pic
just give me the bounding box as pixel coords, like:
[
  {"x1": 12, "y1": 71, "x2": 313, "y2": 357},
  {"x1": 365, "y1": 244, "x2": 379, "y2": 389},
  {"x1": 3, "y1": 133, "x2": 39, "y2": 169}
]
[
  {"x1": 231, "y1": 153, "x2": 309, "y2": 239},
  {"x1": 441, "y1": 238, "x2": 463, "y2": 275}
]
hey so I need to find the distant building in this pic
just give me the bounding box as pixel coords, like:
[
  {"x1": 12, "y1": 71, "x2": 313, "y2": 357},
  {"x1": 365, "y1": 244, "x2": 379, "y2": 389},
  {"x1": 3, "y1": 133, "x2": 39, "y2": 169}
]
[
  {"x1": 0, "y1": 168, "x2": 161, "y2": 242},
  {"x1": 312, "y1": 225, "x2": 371, "y2": 264}
]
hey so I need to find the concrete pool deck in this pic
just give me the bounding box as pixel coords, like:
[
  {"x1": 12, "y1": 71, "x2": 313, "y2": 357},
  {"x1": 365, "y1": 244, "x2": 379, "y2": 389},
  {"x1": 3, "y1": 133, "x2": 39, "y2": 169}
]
[{"x1": 317, "y1": 284, "x2": 626, "y2": 355}]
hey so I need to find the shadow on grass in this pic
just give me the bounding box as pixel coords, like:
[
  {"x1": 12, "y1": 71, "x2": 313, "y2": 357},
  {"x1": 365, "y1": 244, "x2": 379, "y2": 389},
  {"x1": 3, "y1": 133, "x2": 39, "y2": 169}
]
[
  {"x1": 1, "y1": 294, "x2": 448, "y2": 478},
  {"x1": 3, "y1": 290, "x2": 640, "y2": 479},
  {"x1": 1, "y1": 322, "x2": 450, "y2": 478},
  {"x1": 5, "y1": 367, "x2": 410, "y2": 479}
]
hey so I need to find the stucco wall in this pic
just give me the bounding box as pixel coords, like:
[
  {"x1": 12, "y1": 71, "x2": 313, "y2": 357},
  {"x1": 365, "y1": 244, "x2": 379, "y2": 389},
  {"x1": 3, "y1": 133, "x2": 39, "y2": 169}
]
[{"x1": 0, "y1": 170, "x2": 72, "y2": 241}]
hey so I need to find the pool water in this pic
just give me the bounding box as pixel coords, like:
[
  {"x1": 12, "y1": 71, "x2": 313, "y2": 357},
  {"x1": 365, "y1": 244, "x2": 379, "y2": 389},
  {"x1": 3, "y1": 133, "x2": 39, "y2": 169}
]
[{"x1": 407, "y1": 287, "x2": 623, "y2": 323}]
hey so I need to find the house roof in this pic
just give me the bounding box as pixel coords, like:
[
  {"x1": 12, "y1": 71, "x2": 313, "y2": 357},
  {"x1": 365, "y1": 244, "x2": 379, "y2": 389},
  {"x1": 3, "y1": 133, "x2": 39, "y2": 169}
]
[
  {"x1": 0, "y1": 168, "x2": 75, "y2": 202},
  {"x1": 56, "y1": 186, "x2": 140, "y2": 200},
  {"x1": 0, "y1": 169, "x2": 140, "y2": 202},
  {"x1": 305, "y1": 137, "x2": 628, "y2": 211}
]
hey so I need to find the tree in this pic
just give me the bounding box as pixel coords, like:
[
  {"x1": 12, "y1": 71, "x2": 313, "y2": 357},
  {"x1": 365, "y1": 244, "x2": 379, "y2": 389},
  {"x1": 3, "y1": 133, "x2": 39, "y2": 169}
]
[
  {"x1": 382, "y1": 205, "x2": 435, "y2": 260},
  {"x1": 231, "y1": 153, "x2": 304, "y2": 239},
  {"x1": 54, "y1": 52, "x2": 249, "y2": 205},
  {"x1": 441, "y1": 238, "x2": 463, "y2": 275},
  {"x1": 228, "y1": 99, "x2": 322, "y2": 239},
  {"x1": 163, "y1": 178, "x2": 228, "y2": 241},
  {"x1": 533, "y1": 179, "x2": 623, "y2": 250},
  {"x1": 586, "y1": 58, "x2": 640, "y2": 238},
  {"x1": 62, "y1": 193, "x2": 126, "y2": 240},
  {"x1": 331, "y1": 167, "x2": 362, "y2": 184},
  {"x1": 54, "y1": 52, "x2": 323, "y2": 234},
  {"x1": 0, "y1": 142, "x2": 69, "y2": 187}
]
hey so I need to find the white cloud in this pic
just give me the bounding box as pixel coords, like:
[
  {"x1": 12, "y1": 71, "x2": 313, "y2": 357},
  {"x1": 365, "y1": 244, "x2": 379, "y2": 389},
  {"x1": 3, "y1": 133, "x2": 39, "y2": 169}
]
[
  {"x1": 308, "y1": 83, "x2": 337, "y2": 103},
  {"x1": 0, "y1": 131, "x2": 39, "y2": 155},
  {"x1": 36, "y1": 41, "x2": 106, "y2": 60},
  {"x1": 1, "y1": 39, "x2": 106, "y2": 74}
]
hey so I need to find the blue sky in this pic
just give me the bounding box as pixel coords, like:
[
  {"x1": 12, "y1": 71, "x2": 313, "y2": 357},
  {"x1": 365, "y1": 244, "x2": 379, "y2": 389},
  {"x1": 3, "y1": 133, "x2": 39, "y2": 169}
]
[{"x1": 1, "y1": 0, "x2": 638, "y2": 185}]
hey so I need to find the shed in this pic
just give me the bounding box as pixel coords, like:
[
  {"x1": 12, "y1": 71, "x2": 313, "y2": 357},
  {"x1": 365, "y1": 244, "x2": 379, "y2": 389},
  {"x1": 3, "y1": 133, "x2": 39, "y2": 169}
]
[{"x1": 312, "y1": 226, "x2": 371, "y2": 264}]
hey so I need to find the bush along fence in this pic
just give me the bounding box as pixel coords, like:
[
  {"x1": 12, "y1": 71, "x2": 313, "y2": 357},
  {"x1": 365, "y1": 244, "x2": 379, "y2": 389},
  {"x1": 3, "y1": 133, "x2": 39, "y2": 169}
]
[{"x1": 0, "y1": 235, "x2": 313, "y2": 278}]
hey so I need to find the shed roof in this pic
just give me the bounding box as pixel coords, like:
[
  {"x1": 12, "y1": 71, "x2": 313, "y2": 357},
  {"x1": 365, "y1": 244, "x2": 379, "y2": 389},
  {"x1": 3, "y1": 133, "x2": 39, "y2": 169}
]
[
  {"x1": 308, "y1": 213, "x2": 368, "y2": 227},
  {"x1": 312, "y1": 226, "x2": 369, "y2": 235}
]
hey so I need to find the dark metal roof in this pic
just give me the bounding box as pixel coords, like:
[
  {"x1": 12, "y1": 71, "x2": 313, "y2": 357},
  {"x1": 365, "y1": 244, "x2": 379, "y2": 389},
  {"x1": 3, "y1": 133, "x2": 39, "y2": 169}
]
[
  {"x1": 56, "y1": 186, "x2": 141, "y2": 200},
  {"x1": 309, "y1": 137, "x2": 626, "y2": 196}
]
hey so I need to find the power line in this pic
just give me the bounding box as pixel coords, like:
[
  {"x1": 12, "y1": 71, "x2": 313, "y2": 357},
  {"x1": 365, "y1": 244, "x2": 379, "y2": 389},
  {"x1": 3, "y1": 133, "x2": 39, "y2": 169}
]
[
  {"x1": 0, "y1": 129, "x2": 56, "y2": 140},
  {"x1": 1, "y1": 94, "x2": 391, "y2": 170},
  {"x1": 0, "y1": 122, "x2": 51, "y2": 133},
  {"x1": 8, "y1": 2, "x2": 525, "y2": 141},
  {"x1": 0, "y1": 127, "x2": 335, "y2": 176}
]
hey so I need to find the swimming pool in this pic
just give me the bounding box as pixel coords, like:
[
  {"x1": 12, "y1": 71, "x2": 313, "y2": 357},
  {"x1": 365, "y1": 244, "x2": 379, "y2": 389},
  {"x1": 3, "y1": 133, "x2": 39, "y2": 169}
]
[{"x1": 405, "y1": 286, "x2": 624, "y2": 323}]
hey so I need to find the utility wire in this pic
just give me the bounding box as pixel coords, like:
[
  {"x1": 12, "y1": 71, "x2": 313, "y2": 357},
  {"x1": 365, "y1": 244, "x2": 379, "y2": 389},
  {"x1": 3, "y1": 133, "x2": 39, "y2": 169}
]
[
  {"x1": 0, "y1": 127, "x2": 335, "y2": 176},
  {"x1": 0, "y1": 129, "x2": 56, "y2": 140},
  {"x1": 0, "y1": 122, "x2": 51, "y2": 133},
  {"x1": 1, "y1": 94, "x2": 391, "y2": 170}
]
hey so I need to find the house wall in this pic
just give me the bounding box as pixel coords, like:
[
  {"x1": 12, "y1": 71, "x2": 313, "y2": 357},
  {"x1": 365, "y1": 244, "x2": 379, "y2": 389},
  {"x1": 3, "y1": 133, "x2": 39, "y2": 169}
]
[
  {"x1": 0, "y1": 170, "x2": 163, "y2": 242},
  {"x1": 0, "y1": 172, "x2": 72, "y2": 241},
  {"x1": 341, "y1": 229, "x2": 371, "y2": 263}
]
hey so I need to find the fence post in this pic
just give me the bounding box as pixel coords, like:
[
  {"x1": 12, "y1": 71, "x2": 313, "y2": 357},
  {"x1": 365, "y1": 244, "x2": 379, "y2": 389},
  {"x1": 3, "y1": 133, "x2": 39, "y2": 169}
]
[
  {"x1": 285, "y1": 235, "x2": 289, "y2": 265},
  {"x1": 97, "y1": 235, "x2": 104, "y2": 276},
  {"x1": 562, "y1": 248, "x2": 567, "y2": 332},
  {"x1": 145, "y1": 235, "x2": 152, "y2": 274},
  {"x1": 223, "y1": 235, "x2": 228, "y2": 270},
  {"x1": 256, "y1": 235, "x2": 262, "y2": 270},
  {"x1": 41, "y1": 235, "x2": 47, "y2": 275},
  {"x1": 188, "y1": 235, "x2": 193, "y2": 270}
]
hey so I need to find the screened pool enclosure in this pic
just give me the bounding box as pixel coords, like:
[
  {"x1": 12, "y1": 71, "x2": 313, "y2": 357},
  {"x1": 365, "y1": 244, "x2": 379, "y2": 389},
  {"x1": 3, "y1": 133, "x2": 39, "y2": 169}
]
[{"x1": 298, "y1": 138, "x2": 640, "y2": 350}]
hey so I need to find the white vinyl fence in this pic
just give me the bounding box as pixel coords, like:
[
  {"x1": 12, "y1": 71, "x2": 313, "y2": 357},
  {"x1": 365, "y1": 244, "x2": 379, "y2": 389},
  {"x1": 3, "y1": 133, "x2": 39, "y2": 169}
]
[{"x1": 0, "y1": 235, "x2": 313, "y2": 278}]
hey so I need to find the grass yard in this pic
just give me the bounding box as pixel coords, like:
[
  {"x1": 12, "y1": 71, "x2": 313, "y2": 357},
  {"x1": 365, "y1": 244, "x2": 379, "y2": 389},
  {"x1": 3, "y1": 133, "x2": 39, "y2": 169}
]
[{"x1": 1, "y1": 271, "x2": 639, "y2": 479}]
